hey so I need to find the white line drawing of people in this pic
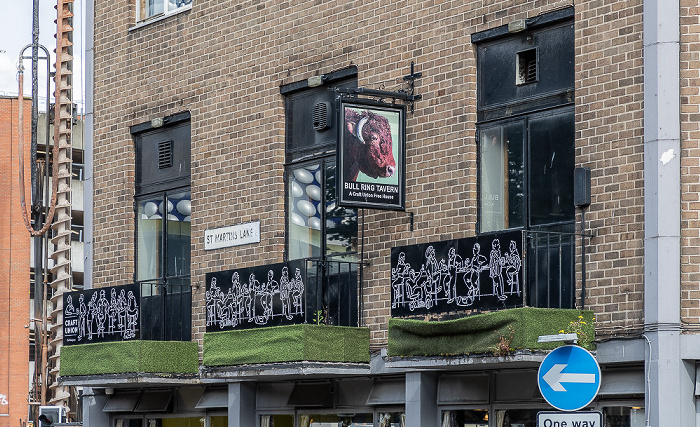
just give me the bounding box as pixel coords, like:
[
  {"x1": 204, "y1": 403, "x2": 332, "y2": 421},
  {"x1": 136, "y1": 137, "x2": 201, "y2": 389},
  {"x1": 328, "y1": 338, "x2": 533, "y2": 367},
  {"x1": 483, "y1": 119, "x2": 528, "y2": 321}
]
[
  {"x1": 489, "y1": 239, "x2": 506, "y2": 301},
  {"x1": 423, "y1": 246, "x2": 442, "y2": 307},
  {"x1": 214, "y1": 285, "x2": 229, "y2": 328},
  {"x1": 231, "y1": 272, "x2": 244, "y2": 326},
  {"x1": 108, "y1": 288, "x2": 118, "y2": 335},
  {"x1": 96, "y1": 289, "x2": 109, "y2": 338},
  {"x1": 468, "y1": 243, "x2": 488, "y2": 301},
  {"x1": 405, "y1": 264, "x2": 426, "y2": 310},
  {"x1": 224, "y1": 287, "x2": 236, "y2": 327},
  {"x1": 280, "y1": 267, "x2": 293, "y2": 320},
  {"x1": 261, "y1": 270, "x2": 277, "y2": 321},
  {"x1": 251, "y1": 273, "x2": 268, "y2": 325},
  {"x1": 87, "y1": 292, "x2": 98, "y2": 340},
  {"x1": 206, "y1": 278, "x2": 218, "y2": 327},
  {"x1": 78, "y1": 294, "x2": 87, "y2": 341},
  {"x1": 117, "y1": 289, "x2": 127, "y2": 333},
  {"x1": 64, "y1": 295, "x2": 77, "y2": 317},
  {"x1": 234, "y1": 272, "x2": 250, "y2": 325},
  {"x1": 291, "y1": 268, "x2": 304, "y2": 315},
  {"x1": 505, "y1": 240, "x2": 521, "y2": 296},
  {"x1": 444, "y1": 247, "x2": 464, "y2": 303},
  {"x1": 391, "y1": 252, "x2": 412, "y2": 308},
  {"x1": 125, "y1": 290, "x2": 139, "y2": 339},
  {"x1": 242, "y1": 272, "x2": 254, "y2": 322}
]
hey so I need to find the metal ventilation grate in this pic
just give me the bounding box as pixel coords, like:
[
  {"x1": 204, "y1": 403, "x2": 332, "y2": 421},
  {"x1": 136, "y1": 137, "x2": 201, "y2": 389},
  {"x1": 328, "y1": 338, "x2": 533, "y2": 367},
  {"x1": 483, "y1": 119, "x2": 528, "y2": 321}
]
[
  {"x1": 517, "y1": 49, "x2": 537, "y2": 84},
  {"x1": 158, "y1": 140, "x2": 173, "y2": 169},
  {"x1": 312, "y1": 102, "x2": 331, "y2": 131}
]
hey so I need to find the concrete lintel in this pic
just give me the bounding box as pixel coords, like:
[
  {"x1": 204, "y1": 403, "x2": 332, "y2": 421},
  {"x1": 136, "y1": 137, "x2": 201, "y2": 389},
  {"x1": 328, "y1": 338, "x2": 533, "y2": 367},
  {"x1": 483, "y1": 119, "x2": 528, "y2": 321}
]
[
  {"x1": 201, "y1": 361, "x2": 371, "y2": 381},
  {"x1": 384, "y1": 351, "x2": 545, "y2": 371},
  {"x1": 595, "y1": 339, "x2": 646, "y2": 365}
]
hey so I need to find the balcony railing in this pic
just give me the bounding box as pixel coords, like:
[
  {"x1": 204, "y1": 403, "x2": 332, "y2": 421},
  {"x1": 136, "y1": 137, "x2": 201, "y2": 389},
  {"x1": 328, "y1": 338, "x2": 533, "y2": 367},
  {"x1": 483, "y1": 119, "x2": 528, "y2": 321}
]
[
  {"x1": 204, "y1": 258, "x2": 359, "y2": 333},
  {"x1": 303, "y1": 258, "x2": 359, "y2": 327},
  {"x1": 138, "y1": 280, "x2": 192, "y2": 341},
  {"x1": 63, "y1": 280, "x2": 192, "y2": 345},
  {"x1": 389, "y1": 227, "x2": 581, "y2": 317},
  {"x1": 524, "y1": 225, "x2": 576, "y2": 309}
]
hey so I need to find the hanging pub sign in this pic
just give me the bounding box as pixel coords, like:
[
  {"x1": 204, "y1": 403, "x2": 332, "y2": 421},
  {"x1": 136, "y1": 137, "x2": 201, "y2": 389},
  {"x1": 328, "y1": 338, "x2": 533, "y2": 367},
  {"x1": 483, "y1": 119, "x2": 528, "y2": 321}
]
[
  {"x1": 205, "y1": 260, "x2": 308, "y2": 332},
  {"x1": 63, "y1": 284, "x2": 141, "y2": 345},
  {"x1": 337, "y1": 98, "x2": 406, "y2": 210},
  {"x1": 390, "y1": 230, "x2": 524, "y2": 316}
]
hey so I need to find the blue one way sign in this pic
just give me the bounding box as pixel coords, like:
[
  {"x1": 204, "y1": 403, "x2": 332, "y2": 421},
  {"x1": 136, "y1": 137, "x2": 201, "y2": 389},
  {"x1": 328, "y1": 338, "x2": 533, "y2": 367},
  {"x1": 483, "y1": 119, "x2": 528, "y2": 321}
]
[{"x1": 537, "y1": 345, "x2": 601, "y2": 411}]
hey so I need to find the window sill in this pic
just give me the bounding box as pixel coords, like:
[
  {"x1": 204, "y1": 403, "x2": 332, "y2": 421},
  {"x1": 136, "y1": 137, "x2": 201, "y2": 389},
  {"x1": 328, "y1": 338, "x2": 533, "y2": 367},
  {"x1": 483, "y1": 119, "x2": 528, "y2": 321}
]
[{"x1": 129, "y1": 4, "x2": 192, "y2": 32}]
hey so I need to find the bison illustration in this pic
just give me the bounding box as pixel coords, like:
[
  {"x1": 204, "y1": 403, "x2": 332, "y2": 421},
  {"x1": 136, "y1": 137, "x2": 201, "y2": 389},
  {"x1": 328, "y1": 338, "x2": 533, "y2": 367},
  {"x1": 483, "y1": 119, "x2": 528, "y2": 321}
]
[{"x1": 343, "y1": 108, "x2": 396, "y2": 182}]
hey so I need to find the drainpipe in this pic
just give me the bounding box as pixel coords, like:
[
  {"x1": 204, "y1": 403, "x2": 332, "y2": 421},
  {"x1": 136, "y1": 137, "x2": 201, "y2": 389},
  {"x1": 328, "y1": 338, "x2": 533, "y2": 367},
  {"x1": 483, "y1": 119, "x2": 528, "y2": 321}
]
[{"x1": 643, "y1": 1, "x2": 692, "y2": 426}]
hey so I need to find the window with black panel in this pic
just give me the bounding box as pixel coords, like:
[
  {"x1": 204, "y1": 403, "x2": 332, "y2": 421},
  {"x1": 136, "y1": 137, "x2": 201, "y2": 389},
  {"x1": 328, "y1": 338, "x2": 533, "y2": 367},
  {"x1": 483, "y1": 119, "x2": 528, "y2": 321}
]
[
  {"x1": 474, "y1": 9, "x2": 576, "y2": 309},
  {"x1": 132, "y1": 112, "x2": 192, "y2": 341},
  {"x1": 281, "y1": 68, "x2": 360, "y2": 327}
]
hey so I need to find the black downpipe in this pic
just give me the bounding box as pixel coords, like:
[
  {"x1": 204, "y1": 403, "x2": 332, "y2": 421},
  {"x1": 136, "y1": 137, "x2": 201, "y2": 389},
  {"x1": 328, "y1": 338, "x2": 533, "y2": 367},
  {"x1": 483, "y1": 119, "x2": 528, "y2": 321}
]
[{"x1": 31, "y1": 0, "x2": 43, "y2": 327}]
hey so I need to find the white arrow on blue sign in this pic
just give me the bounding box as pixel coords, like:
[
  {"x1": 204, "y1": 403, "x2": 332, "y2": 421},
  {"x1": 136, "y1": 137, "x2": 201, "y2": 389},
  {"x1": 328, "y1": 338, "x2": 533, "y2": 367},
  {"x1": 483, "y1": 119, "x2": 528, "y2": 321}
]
[{"x1": 537, "y1": 345, "x2": 601, "y2": 411}]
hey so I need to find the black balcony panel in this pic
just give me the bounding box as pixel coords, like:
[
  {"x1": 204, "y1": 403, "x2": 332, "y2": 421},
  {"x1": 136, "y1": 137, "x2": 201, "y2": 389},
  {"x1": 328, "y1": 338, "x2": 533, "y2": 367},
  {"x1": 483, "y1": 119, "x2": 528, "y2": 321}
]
[
  {"x1": 204, "y1": 258, "x2": 359, "y2": 332},
  {"x1": 62, "y1": 281, "x2": 192, "y2": 345}
]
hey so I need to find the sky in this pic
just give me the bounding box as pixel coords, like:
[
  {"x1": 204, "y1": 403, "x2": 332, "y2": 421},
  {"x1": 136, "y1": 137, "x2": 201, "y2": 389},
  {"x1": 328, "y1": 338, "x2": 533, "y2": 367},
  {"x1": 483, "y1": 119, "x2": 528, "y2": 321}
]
[{"x1": 0, "y1": 0, "x2": 85, "y2": 111}]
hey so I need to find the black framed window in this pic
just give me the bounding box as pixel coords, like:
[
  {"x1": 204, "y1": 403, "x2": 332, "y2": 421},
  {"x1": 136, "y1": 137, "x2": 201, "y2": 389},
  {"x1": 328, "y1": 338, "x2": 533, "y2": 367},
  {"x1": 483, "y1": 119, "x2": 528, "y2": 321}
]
[
  {"x1": 474, "y1": 11, "x2": 576, "y2": 309},
  {"x1": 282, "y1": 69, "x2": 359, "y2": 263},
  {"x1": 478, "y1": 108, "x2": 574, "y2": 233},
  {"x1": 132, "y1": 113, "x2": 192, "y2": 341},
  {"x1": 287, "y1": 160, "x2": 358, "y2": 261}
]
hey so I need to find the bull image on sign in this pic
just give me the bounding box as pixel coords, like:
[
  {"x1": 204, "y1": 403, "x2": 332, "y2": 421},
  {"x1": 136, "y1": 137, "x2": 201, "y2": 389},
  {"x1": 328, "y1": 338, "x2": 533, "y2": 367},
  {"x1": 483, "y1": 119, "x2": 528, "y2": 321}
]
[{"x1": 337, "y1": 99, "x2": 406, "y2": 210}]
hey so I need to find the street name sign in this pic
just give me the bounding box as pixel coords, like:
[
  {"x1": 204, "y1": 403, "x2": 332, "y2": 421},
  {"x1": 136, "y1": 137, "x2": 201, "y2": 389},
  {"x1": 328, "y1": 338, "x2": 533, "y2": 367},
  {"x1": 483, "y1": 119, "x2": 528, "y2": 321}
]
[
  {"x1": 537, "y1": 345, "x2": 601, "y2": 411},
  {"x1": 537, "y1": 411, "x2": 602, "y2": 427}
]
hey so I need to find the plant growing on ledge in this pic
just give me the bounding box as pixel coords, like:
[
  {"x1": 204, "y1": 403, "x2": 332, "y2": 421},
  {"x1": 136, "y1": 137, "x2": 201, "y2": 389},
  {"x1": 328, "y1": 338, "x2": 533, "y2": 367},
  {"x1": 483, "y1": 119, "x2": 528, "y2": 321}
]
[
  {"x1": 312, "y1": 310, "x2": 325, "y2": 325},
  {"x1": 560, "y1": 315, "x2": 592, "y2": 348},
  {"x1": 491, "y1": 325, "x2": 515, "y2": 356}
]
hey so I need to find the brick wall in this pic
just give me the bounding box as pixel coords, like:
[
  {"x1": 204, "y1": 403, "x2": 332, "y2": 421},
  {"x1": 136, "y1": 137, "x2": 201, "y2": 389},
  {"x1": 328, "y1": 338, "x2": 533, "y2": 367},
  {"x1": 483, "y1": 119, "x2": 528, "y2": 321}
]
[
  {"x1": 681, "y1": 0, "x2": 700, "y2": 323},
  {"x1": 0, "y1": 96, "x2": 31, "y2": 426},
  {"x1": 575, "y1": 1, "x2": 645, "y2": 337},
  {"x1": 92, "y1": 0, "x2": 649, "y2": 348}
]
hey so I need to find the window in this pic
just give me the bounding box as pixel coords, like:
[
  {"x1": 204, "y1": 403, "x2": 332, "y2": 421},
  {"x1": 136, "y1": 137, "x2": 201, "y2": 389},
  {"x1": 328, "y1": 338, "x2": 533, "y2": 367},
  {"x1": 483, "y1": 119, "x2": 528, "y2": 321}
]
[
  {"x1": 283, "y1": 69, "x2": 359, "y2": 263},
  {"x1": 475, "y1": 14, "x2": 575, "y2": 234},
  {"x1": 478, "y1": 109, "x2": 574, "y2": 233},
  {"x1": 281, "y1": 69, "x2": 361, "y2": 327},
  {"x1": 287, "y1": 160, "x2": 357, "y2": 261},
  {"x1": 138, "y1": 0, "x2": 192, "y2": 22},
  {"x1": 132, "y1": 112, "x2": 192, "y2": 341},
  {"x1": 474, "y1": 10, "x2": 575, "y2": 309},
  {"x1": 441, "y1": 410, "x2": 489, "y2": 427}
]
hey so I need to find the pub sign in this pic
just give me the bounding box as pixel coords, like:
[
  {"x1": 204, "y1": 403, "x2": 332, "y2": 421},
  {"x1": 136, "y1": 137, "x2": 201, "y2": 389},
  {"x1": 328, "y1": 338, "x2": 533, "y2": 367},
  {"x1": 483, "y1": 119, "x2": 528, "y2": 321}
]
[{"x1": 337, "y1": 98, "x2": 406, "y2": 210}]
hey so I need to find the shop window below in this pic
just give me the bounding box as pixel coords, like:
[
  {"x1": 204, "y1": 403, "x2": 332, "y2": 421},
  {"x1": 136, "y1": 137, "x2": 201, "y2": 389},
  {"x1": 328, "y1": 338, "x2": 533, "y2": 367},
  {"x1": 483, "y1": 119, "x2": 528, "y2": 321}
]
[
  {"x1": 603, "y1": 407, "x2": 646, "y2": 427},
  {"x1": 441, "y1": 409, "x2": 488, "y2": 427}
]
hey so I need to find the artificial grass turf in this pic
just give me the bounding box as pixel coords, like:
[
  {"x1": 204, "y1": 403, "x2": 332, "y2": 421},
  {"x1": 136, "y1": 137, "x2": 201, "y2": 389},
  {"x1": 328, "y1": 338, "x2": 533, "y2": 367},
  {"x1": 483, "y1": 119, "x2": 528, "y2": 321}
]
[
  {"x1": 388, "y1": 307, "x2": 594, "y2": 357},
  {"x1": 203, "y1": 324, "x2": 371, "y2": 366},
  {"x1": 59, "y1": 340, "x2": 199, "y2": 376}
]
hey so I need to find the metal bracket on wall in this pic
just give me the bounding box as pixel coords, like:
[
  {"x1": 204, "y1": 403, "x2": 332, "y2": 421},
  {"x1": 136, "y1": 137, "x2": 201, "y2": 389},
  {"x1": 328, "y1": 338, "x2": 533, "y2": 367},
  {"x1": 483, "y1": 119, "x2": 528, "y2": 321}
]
[{"x1": 336, "y1": 62, "x2": 423, "y2": 112}]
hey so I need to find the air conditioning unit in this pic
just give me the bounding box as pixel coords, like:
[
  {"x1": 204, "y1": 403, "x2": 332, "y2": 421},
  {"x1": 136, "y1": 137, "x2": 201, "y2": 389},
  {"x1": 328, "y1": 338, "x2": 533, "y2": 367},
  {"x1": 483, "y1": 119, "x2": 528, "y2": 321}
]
[{"x1": 38, "y1": 406, "x2": 66, "y2": 426}]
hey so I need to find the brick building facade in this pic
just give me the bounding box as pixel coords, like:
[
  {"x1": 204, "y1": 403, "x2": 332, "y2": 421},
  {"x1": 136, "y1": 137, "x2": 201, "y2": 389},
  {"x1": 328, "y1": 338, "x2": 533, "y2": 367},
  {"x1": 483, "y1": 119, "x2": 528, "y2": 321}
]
[
  {"x1": 0, "y1": 96, "x2": 31, "y2": 426},
  {"x1": 63, "y1": 0, "x2": 698, "y2": 426}
]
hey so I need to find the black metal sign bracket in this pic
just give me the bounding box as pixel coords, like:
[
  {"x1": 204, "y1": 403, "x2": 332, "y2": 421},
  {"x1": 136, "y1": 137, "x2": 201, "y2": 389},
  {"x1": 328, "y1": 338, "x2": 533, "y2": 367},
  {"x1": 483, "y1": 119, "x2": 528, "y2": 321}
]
[{"x1": 336, "y1": 62, "x2": 423, "y2": 113}]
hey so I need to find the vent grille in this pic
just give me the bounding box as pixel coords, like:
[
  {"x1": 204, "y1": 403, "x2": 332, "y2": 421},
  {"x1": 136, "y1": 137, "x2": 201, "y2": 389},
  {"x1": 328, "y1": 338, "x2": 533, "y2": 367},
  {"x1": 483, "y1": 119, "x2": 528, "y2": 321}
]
[
  {"x1": 312, "y1": 102, "x2": 331, "y2": 131},
  {"x1": 516, "y1": 49, "x2": 537, "y2": 84},
  {"x1": 158, "y1": 140, "x2": 173, "y2": 169}
]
